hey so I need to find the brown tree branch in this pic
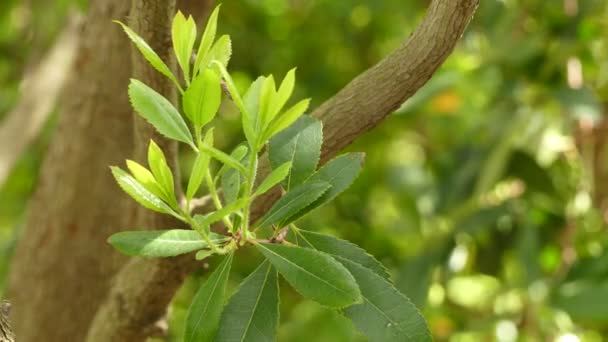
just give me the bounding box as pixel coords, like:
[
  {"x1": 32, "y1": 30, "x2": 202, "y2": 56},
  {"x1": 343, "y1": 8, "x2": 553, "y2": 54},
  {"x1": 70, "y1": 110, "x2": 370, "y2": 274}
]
[{"x1": 86, "y1": 0, "x2": 478, "y2": 340}]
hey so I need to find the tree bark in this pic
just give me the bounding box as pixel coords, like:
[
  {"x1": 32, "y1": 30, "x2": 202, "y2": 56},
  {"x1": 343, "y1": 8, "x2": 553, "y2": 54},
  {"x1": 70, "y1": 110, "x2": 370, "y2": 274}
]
[
  {"x1": 6, "y1": 1, "x2": 134, "y2": 341},
  {"x1": 86, "y1": 0, "x2": 479, "y2": 340},
  {"x1": 0, "y1": 301, "x2": 14, "y2": 342}
]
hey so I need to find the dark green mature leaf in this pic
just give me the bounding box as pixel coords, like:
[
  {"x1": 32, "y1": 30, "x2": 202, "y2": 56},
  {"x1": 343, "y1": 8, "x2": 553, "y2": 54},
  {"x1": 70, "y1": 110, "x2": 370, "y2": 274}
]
[
  {"x1": 221, "y1": 147, "x2": 249, "y2": 204},
  {"x1": 254, "y1": 162, "x2": 292, "y2": 197},
  {"x1": 187, "y1": 129, "x2": 214, "y2": 200},
  {"x1": 108, "y1": 230, "x2": 227, "y2": 257},
  {"x1": 193, "y1": 5, "x2": 219, "y2": 77},
  {"x1": 256, "y1": 243, "x2": 361, "y2": 308},
  {"x1": 172, "y1": 11, "x2": 197, "y2": 82},
  {"x1": 269, "y1": 116, "x2": 322, "y2": 190},
  {"x1": 115, "y1": 21, "x2": 180, "y2": 89},
  {"x1": 185, "y1": 253, "x2": 233, "y2": 342},
  {"x1": 215, "y1": 262, "x2": 279, "y2": 342},
  {"x1": 554, "y1": 281, "x2": 608, "y2": 321},
  {"x1": 148, "y1": 140, "x2": 176, "y2": 206},
  {"x1": 110, "y1": 167, "x2": 175, "y2": 215},
  {"x1": 340, "y1": 259, "x2": 432, "y2": 342},
  {"x1": 129, "y1": 80, "x2": 193, "y2": 146},
  {"x1": 295, "y1": 229, "x2": 390, "y2": 280},
  {"x1": 183, "y1": 69, "x2": 222, "y2": 129},
  {"x1": 255, "y1": 181, "x2": 331, "y2": 228}
]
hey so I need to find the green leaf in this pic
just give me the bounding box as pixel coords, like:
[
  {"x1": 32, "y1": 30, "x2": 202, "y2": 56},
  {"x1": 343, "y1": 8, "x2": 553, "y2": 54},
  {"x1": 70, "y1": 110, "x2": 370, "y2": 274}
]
[
  {"x1": 255, "y1": 181, "x2": 331, "y2": 229},
  {"x1": 125, "y1": 160, "x2": 168, "y2": 202},
  {"x1": 220, "y1": 147, "x2": 248, "y2": 204},
  {"x1": 339, "y1": 259, "x2": 432, "y2": 342},
  {"x1": 269, "y1": 115, "x2": 322, "y2": 190},
  {"x1": 294, "y1": 229, "x2": 390, "y2": 280},
  {"x1": 129, "y1": 80, "x2": 194, "y2": 146},
  {"x1": 185, "y1": 253, "x2": 233, "y2": 342},
  {"x1": 147, "y1": 140, "x2": 177, "y2": 206},
  {"x1": 108, "y1": 229, "x2": 227, "y2": 257},
  {"x1": 254, "y1": 162, "x2": 292, "y2": 197},
  {"x1": 256, "y1": 243, "x2": 361, "y2": 308},
  {"x1": 200, "y1": 141, "x2": 246, "y2": 175},
  {"x1": 204, "y1": 34, "x2": 232, "y2": 69},
  {"x1": 292, "y1": 153, "x2": 364, "y2": 219},
  {"x1": 172, "y1": 11, "x2": 197, "y2": 82},
  {"x1": 115, "y1": 21, "x2": 181, "y2": 90},
  {"x1": 193, "y1": 5, "x2": 220, "y2": 77},
  {"x1": 110, "y1": 166, "x2": 176, "y2": 215},
  {"x1": 244, "y1": 76, "x2": 265, "y2": 137},
  {"x1": 194, "y1": 198, "x2": 248, "y2": 227},
  {"x1": 187, "y1": 129, "x2": 214, "y2": 200},
  {"x1": 183, "y1": 69, "x2": 222, "y2": 129},
  {"x1": 258, "y1": 75, "x2": 276, "y2": 130},
  {"x1": 263, "y1": 99, "x2": 310, "y2": 141},
  {"x1": 215, "y1": 262, "x2": 279, "y2": 342},
  {"x1": 270, "y1": 68, "x2": 296, "y2": 120}
]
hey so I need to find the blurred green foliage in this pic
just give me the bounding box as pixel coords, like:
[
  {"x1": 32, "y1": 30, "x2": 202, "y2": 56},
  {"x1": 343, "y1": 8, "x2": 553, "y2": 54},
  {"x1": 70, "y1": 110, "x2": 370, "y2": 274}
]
[{"x1": 2, "y1": 0, "x2": 608, "y2": 341}]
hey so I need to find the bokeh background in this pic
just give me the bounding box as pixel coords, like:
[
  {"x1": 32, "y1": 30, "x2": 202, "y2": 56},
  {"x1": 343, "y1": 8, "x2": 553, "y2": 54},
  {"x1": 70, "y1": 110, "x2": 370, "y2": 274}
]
[{"x1": 1, "y1": 0, "x2": 608, "y2": 341}]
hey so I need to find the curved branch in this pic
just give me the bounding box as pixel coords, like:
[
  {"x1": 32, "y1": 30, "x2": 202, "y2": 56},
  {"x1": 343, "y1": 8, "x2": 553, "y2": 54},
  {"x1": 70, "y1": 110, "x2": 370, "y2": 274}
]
[{"x1": 86, "y1": 0, "x2": 478, "y2": 340}]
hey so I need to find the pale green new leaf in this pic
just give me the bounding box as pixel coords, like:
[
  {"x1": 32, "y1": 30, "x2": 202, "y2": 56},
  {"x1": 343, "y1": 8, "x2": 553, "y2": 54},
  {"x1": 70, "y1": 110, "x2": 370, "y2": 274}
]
[
  {"x1": 193, "y1": 5, "x2": 220, "y2": 77},
  {"x1": 125, "y1": 160, "x2": 167, "y2": 202},
  {"x1": 187, "y1": 129, "x2": 214, "y2": 200},
  {"x1": 172, "y1": 11, "x2": 197, "y2": 82},
  {"x1": 270, "y1": 68, "x2": 296, "y2": 120},
  {"x1": 108, "y1": 229, "x2": 227, "y2": 257},
  {"x1": 148, "y1": 140, "x2": 177, "y2": 205},
  {"x1": 258, "y1": 75, "x2": 276, "y2": 130},
  {"x1": 207, "y1": 35, "x2": 232, "y2": 67},
  {"x1": 215, "y1": 262, "x2": 279, "y2": 342},
  {"x1": 269, "y1": 115, "x2": 322, "y2": 190},
  {"x1": 115, "y1": 21, "x2": 180, "y2": 90},
  {"x1": 263, "y1": 99, "x2": 310, "y2": 141},
  {"x1": 129, "y1": 80, "x2": 194, "y2": 146},
  {"x1": 255, "y1": 181, "x2": 331, "y2": 229},
  {"x1": 340, "y1": 259, "x2": 432, "y2": 342},
  {"x1": 194, "y1": 198, "x2": 248, "y2": 227},
  {"x1": 295, "y1": 229, "x2": 390, "y2": 280},
  {"x1": 110, "y1": 167, "x2": 175, "y2": 215},
  {"x1": 256, "y1": 243, "x2": 361, "y2": 308},
  {"x1": 183, "y1": 69, "x2": 222, "y2": 129},
  {"x1": 291, "y1": 153, "x2": 364, "y2": 220},
  {"x1": 185, "y1": 253, "x2": 233, "y2": 342},
  {"x1": 254, "y1": 162, "x2": 292, "y2": 197}
]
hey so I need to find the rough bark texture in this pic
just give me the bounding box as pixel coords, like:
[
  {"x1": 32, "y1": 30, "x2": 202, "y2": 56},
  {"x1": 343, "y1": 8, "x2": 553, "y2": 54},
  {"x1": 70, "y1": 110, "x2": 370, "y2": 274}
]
[
  {"x1": 0, "y1": 301, "x2": 14, "y2": 342},
  {"x1": 6, "y1": 1, "x2": 134, "y2": 341},
  {"x1": 85, "y1": 0, "x2": 479, "y2": 340}
]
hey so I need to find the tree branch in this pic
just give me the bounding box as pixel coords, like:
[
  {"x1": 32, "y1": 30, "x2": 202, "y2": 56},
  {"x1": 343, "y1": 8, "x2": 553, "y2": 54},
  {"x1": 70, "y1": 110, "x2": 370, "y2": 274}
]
[{"x1": 86, "y1": 0, "x2": 479, "y2": 340}]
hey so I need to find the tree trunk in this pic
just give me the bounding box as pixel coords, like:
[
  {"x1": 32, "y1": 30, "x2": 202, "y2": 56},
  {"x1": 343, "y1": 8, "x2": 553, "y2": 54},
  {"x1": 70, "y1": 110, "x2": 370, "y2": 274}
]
[{"x1": 6, "y1": 1, "x2": 134, "y2": 340}]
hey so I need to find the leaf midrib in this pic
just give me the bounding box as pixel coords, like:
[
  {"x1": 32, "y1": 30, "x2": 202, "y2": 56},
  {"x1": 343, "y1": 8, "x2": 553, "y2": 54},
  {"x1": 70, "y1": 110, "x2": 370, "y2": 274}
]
[{"x1": 239, "y1": 264, "x2": 272, "y2": 342}]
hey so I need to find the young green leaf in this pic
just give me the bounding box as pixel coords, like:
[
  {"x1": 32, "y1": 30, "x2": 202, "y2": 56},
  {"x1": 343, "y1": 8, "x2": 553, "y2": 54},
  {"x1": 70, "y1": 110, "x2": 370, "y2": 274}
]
[
  {"x1": 206, "y1": 34, "x2": 232, "y2": 68},
  {"x1": 258, "y1": 75, "x2": 276, "y2": 130},
  {"x1": 291, "y1": 153, "x2": 364, "y2": 221},
  {"x1": 183, "y1": 69, "x2": 222, "y2": 130},
  {"x1": 193, "y1": 198, "x2": 248, "y2": 228},
  {"x1": 110, "y1": 166, "x2": 176, "y2": 215},
  {"x1": 256, "y1": 243, "x2": 361, "y2": 308},
  {"x1": 215, "y1": 262, "x2": 279, "y2": 342},
  {"x1": 185, "y1": 253, "x2": 233, "y2": 342},
  {"x1": 108, "y1": 229, "x2": 227, "y2": 257},
  {"x1": 193, "y1": 5, "x2": 220, "y2": 77},
  {"x1": 244, "y1": 76, "x2": 265, "y2": 136},
  {"x1": 187, "y1": 129, "x2": 214, "y2": 200},
  {"x1": 148, "y1": 140, "x2": 177, "y2": 206},
  {"x1": 129, "y1": 80, "x2": 194, "y2": 146},
  {"x1": 254, "y1": 162, "x2": 292, "y2": 197},
  {"x1": 294, "y1": 229, "x2": 391, "y2": 280},
  {"x1": 115, "y1": 21, "x2": 181, "y2": 90},
  {"x1": 254, "y1": 181, "x2": 331, "y2": 229},
  {"x1": 125, "y1": 160, "x2": 167, "y2": 202},
  {"x1": 268, "y1": 115, "x2": 322, "y2": 190},
  {"x1": 220, "y1": 147, "x2": 248, "y2": 204},
  {"x1": 263, "y1": 98, "x2": 310, "y2": 141},
  {"x1": 172, "y1": 11, "x2": 197, "y2": 83},
  {"x1": 270, "y1": 68, "x2": 296, "y2": 121},
  {"x1": 200, "y1": 141, "x2": 247, "y2": 175},
  {"x1": 340, "y1": 259, "x2": 432, "y2": 342}
]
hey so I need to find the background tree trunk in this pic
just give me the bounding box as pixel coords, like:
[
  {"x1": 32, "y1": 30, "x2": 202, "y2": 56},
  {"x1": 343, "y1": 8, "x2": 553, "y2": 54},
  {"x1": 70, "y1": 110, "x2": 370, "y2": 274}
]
[{"x1": 6, "y1": 0, "x2": 134, "y2": 340}]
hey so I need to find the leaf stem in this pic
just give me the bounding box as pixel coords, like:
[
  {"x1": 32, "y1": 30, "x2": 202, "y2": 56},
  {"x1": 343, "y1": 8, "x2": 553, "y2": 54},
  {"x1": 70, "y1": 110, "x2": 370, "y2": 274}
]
[{"x1": 205, "y1": 170, "x2": 234, "y2": 232}]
